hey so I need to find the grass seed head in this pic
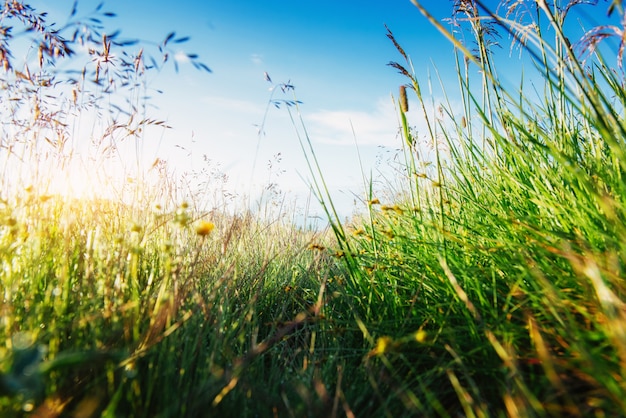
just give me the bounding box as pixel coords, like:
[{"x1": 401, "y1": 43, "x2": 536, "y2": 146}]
[{"x1": 399, "y1": 85, "x2": 409, "y2": 113}]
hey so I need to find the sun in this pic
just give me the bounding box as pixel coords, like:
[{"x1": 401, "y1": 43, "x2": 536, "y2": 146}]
[{"x1": 42, "y1": 157, "x2": 123, "y2": 202}]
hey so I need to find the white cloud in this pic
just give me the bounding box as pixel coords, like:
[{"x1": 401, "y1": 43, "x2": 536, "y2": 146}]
[
  {"x1": 174, "y1": 50, "x2": 191, "y2": 64},
  {"x1": 303, "y1": 94, "x2": 471, "y2": 155},
  {"x1": 304, "y1": 96, "x2": 401, "y2": 146}
]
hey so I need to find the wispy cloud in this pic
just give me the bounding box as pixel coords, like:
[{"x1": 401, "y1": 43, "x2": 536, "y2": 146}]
[
  {"x1": 304, "y1": 95, "x2": 467, "y2": 153},
  {"x1": 174, "y1": 50, "x2": 191, "y2": 64},
  {"x1": 304, "y1": 97, "x2": 400, "y2": 146},
  {"x1": 250, "y1": 53, "x2": 264, "y2": 66}
]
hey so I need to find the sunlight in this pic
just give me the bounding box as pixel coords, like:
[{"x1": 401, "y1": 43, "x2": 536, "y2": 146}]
[{"x1": 41, "y1": 158, "x2": 124, "y2": 202}]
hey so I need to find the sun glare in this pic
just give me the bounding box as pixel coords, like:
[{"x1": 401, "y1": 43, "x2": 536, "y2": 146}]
[{"x1": 42, "y1": 159, "x2": 123, "y2": 202}]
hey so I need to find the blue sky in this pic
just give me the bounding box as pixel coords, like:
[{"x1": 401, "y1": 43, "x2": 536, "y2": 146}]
[{"x1": 21, "y1": 0, "x2": 621, "y2": 222}]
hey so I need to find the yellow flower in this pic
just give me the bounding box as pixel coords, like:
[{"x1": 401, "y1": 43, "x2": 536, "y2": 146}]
[
  {"x1": 195, "y1": 221, "x2": 215, "y2": 236},
  {"x1": 392, "y1": 205, "x2": 404, "y2": 215},
  {"x1": 368, "y1": 336, "x2": 397, "y2": 357},
  {"x1": 414, "y1": 330, "x2": 427, "y2": 343},
  {"x1": 308, "y1": 243, "x2": 326, "y2": 251},
  {"x1": 381, "y1": 205, "x2": 404, "y2": 215}
]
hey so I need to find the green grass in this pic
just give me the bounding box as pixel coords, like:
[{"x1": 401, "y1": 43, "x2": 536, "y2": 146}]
[
  {"x1": 2, "y1": 0, "x2": 626, "y2": 416},
  {"x1": 0, "y1": 193, "x2": 341, "y2": 416}
]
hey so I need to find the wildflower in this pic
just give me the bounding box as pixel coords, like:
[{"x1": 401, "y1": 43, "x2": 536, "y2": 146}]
[
  {"x1": 414, "y1": 330, "x2": 427, "y2": 343},
  {"x1": 392, "y1": 205, "x2": 404, "y2": 215},
  {"x1": 195, "y1": 220, "x2": 215, "y2": 237},
  {"x1": 308, "y1": 243, "x2": 326, "y2": 251},
  {"x1": 381, "y1": 204, "x2": 403, "y2": 215},
  {"x1": 368, "y1": 336, "x2": 398, "y2": 357},
  {"x1": 368, "y1": 198, "x2": 380, "y2": 206}
]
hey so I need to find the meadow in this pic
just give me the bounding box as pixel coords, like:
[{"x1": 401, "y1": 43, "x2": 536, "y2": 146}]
[{"x1": 1, "y1": 0, "x2": 626, "y2": 416}]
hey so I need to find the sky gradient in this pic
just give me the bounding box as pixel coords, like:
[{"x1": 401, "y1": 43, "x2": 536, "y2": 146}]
[{"x1": 22, "y1": 0, "x2": 620, "y2": 223}]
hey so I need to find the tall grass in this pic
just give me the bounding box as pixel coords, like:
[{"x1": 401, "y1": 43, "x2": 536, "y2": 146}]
[
  {"x1": 0, "y1": 191, "x2": 341, "y2": 416},
  {"x1": 3, "y1": 0, "x2": 626, "y2": 417},
  {"x1": 0, "y1": 2, "x2": 339, "y2": 417},
  {"x1": 293, "y1": 0, "x2": 626, "y2": 415}
]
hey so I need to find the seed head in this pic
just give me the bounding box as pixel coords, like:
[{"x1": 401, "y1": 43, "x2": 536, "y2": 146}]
[{"x1": 399, "y1": 85, "x2": 409, "y2": 113}]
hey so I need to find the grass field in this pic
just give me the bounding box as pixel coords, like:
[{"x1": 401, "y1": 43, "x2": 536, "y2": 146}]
[{"x1": 2, "y1": 0, "x2": 626, "y2": 416}]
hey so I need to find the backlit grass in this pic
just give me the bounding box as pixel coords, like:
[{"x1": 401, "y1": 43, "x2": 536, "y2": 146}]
[{"x1": 2, "y1": 0, "x2": 626, "y2": 417}]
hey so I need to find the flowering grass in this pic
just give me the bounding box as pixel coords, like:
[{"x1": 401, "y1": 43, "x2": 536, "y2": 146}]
[
  {"x1": 3, "y1": 0, "x2": 626, "y2": 417},
  {"x1": 299, "y1": 0, "x2": 626, "y2": 415},
  {"x1": 0, "y1": 190, "x2": 345, "y2": 417}
]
